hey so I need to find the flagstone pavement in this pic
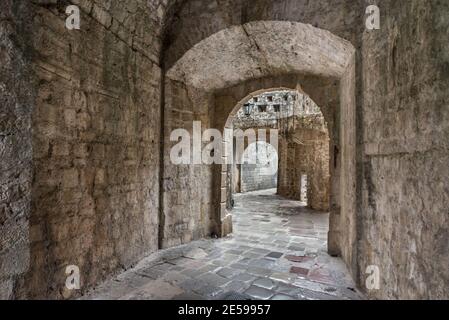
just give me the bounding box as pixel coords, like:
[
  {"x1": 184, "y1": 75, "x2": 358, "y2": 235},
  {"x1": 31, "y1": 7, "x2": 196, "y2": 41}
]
[{"x1": 81, "y1": 189, "x2": 363, "y2": 300}]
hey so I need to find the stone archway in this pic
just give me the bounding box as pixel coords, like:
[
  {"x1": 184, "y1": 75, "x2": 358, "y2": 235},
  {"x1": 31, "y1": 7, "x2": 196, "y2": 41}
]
[
  {"x1": 220, "y1": 87, "x2": 330, "y2": 211},
  {"x1": 162, "y1": 21, "x2": 356, "y2": 269},
  {"x1": 215, "y1": 82, "x2": 337, "y2": 254}
]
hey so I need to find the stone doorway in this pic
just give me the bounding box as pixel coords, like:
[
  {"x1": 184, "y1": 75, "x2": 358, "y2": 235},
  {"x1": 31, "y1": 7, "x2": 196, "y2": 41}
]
[
  {"x1": 217, "y1": 84, "x2": 336, "y2": 247},
  {"x1": 222, "y1": 89, "x2": 332, "y2": 254}
]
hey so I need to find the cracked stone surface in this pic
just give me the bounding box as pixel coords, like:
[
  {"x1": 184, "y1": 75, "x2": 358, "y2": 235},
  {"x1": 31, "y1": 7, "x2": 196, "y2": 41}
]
[
  {"x1": 81, "y1": 190, "x2": 362, "y2": 300},
  {"x1": 167, "y1": 21, "x2": 354, "y2": 91}
]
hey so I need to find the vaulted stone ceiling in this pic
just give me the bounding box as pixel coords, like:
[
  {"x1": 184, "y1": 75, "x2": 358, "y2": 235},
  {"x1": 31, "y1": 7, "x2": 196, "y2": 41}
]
[
  {"x1": 167, "y1": 21, "x2": 354, "y2": 91},
  {"x1": 161, "y1": 0, "x2": 361, "y2": 70}
]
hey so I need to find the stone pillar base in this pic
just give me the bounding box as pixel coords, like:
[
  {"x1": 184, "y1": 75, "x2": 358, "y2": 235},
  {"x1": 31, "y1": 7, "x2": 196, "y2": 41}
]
[
  {"x1": 220, "y1": 213, "x2": 233, "y2": 237},
  {"x1": 328, "y1": 230, "x2": 341, "y2": 257}
]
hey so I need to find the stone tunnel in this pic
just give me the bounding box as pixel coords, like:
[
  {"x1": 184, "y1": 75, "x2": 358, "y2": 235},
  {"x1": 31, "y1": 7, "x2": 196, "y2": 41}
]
[{"x1": 0, "y1": 0, "x2": 448, "y2": 300}]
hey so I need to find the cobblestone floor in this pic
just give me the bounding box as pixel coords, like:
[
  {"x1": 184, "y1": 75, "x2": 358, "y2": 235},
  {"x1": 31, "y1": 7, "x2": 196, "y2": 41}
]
[{"x1": 82, "y1": 189, "x2": 363, "y2": 300}]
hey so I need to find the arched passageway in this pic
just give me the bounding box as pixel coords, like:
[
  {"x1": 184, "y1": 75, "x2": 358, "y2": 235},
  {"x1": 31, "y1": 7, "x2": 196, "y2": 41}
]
[
  {"x1": 161, "y1": 22, "x2": 356, "y2": 268},
  {"x1": 225, "y1": 90, "x2": 330, "y2": 210},
  {"x1": 3, "y1": 0, "x2": 448, "y2": 301}
]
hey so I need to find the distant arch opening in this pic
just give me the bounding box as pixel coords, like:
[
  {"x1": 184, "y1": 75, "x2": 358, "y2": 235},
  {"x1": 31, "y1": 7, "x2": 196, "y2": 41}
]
[{"x1": 225, "y1": 89, "x2": 330, "y2": 211}]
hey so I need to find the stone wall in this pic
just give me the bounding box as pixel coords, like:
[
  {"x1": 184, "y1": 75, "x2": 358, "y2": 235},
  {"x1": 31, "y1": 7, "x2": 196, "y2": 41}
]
[
  {"x1": 240, "y1": 142, "x2": 278, "y2": 193},
  {"x1": 241, "y1": 164, "x2": 277, "y2": 192},
  {"x1": 0, "y1": 0, "x2": 35, "y2": 300},
  {"x1": 160, "y1": 79, "x2": 215, "y2": 247},
  {"x1": 232, "y1": 90, "x2": 298, "y2": 129},
  {"x1": 1, "y1": 0, "x2": 168, "y2": 299},
  {"x1": 277, "y1": 115, "x2": 330, "y2": 211},
  {"x1": 357, "y1": 0, "x2": 449, "y2": 299}
]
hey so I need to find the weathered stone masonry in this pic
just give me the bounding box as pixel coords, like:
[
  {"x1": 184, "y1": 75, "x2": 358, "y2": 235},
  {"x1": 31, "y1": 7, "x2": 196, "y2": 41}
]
[
  {"x1": 278, "y1": 113, "x2": 330, "y2": 212},
  {"x1": 358, "y1": 0, "x2": 449, "y2": 299},
  {"x1": 1, "y1": 0, "x2": 448, "y2": 300},
  {"x1": 0, "y1": 0, "x2": 35, "y2": 300},
  {"x1": 2, "y1": 0, "x2": 167, "y2": 299}
]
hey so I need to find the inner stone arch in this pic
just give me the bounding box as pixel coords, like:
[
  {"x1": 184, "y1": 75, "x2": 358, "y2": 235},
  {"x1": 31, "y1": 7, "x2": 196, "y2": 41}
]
[
  {"x1": 215, "y1": 82, "x2": 335, "y2": 248},
  {"x1": 161, "y1": 21, "x2": 356, "y2": 271},
  {"x1": 225, "y1": 88, "x2": 330, "y2": 206}
]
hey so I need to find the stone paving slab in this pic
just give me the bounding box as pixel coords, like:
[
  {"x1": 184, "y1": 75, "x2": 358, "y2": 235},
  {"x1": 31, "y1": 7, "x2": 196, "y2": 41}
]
[{"x1": 245, "y1": 286, "x2": 275, "y2": 300}]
